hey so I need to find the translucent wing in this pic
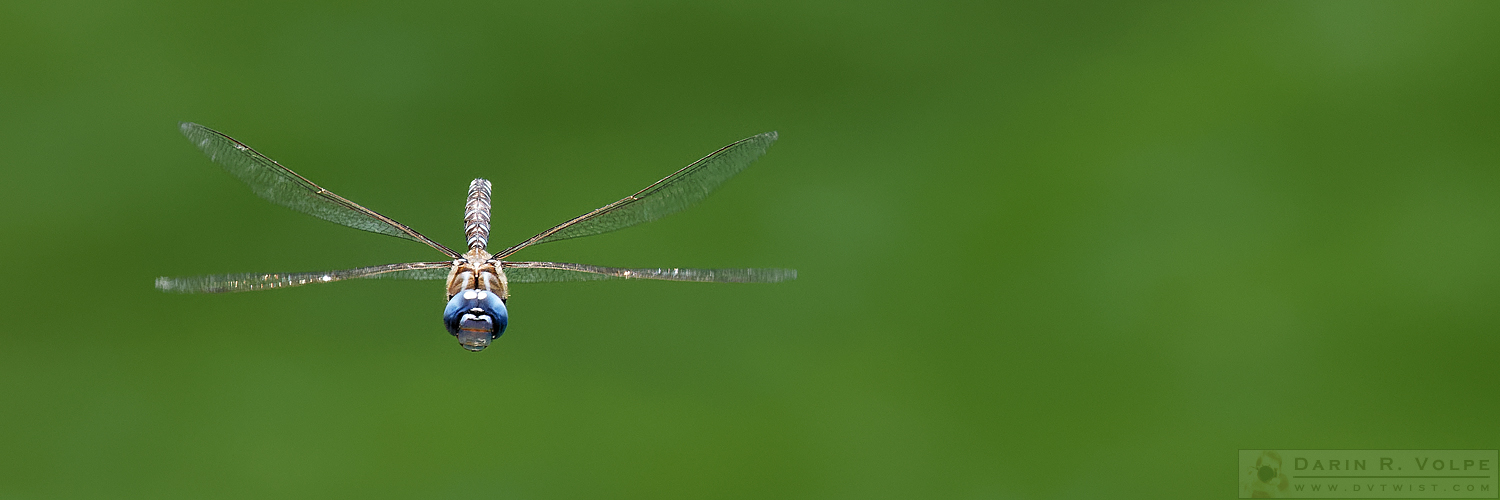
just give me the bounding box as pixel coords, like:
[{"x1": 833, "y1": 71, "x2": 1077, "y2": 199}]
[
  {"x1": 180, "y1": 123, "x2": 461, "y2": 259},
  {"x1": 155, "y1": 261, "x2": 452, "y2": 294},
  {"x1": 502, "y1": 261, "x2": 796, "y2": 283},
  {"x1": 494, "y1": 132, "x2": 778, "y2": 259}
]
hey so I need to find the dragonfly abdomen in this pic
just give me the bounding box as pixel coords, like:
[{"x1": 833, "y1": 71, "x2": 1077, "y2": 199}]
[{"x1": 464, "y1": 179, "x2": 492, "y2": 251}]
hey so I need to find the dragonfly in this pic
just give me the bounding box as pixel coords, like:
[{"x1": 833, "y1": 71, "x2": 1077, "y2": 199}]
[{"x1": 157, "y1": 123, "x2": 796, "y2": 352}]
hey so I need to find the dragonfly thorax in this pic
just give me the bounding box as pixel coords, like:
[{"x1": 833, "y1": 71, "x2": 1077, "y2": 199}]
[{"x1": 446, "y1": 249, "x2": 508, "y2": 300}]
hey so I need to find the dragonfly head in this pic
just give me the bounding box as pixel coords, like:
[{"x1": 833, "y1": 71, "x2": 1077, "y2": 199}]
[{"x1": 443, "y1": 289, "x2": 508, "y2": 352}]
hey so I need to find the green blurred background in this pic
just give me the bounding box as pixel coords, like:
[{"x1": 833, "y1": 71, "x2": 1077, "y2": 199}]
[{"x1": 2, "y1": 1, "x2": 1497, "y2": 498}]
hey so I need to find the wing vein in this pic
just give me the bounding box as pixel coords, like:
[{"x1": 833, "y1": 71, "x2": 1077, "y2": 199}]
[
  {"x1": 156, "y1": 261, "x2": 453, "y2": 294},
  {"x1": 494, "y1": 132, "x2": 777, "y2": 259},
  {"x1": 180, "y1": 123, "x2": 461, "y2": 259},
  {"x1": 501, "y1": 261, "x2": 796, "y2": 283}
]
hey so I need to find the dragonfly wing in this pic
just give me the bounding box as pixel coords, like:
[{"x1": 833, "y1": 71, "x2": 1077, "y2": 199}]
[
  {"x1": 494, "y1": 132, "x2": 778, "y2": 259},
  {"x1": 502, "y1": 261, "x2": 796, "y2": 283},
  {"x1": 156, "y1": 261, "x2": 452, "y2": 294},
  {"x1": 180, "y1": 123, "x2": 461, "y2": 259}
]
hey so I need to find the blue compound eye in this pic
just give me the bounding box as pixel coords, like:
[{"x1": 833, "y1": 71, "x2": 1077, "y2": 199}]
[{"x1": 442, "y1": 289, "x2": 508, "y2": 352}]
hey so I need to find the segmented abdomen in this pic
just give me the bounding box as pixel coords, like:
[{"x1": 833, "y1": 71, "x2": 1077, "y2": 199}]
[{"x1": 465, "y1": 179, "x2": 492, "y2": 251}]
